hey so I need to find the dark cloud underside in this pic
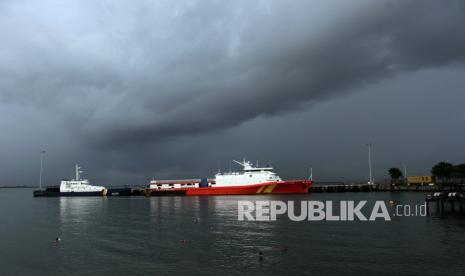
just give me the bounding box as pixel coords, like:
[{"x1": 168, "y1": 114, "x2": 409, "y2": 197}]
[{"x1": 0, "y1": 0, "x2": 464, "y2": 185}]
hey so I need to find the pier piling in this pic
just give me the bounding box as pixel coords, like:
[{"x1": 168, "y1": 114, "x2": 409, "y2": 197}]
[{"x1": 425, "y1": 192, "x2": 465, "y2": 215}]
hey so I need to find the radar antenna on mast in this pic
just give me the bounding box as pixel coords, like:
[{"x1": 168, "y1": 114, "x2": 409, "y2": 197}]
[{"x1": 75, "y1": 164, "x2": 83, "y2": 181}]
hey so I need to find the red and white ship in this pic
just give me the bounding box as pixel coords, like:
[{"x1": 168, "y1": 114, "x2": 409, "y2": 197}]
[{"x1": 146, "y1": 160, "x2": 312, "y2": 196}]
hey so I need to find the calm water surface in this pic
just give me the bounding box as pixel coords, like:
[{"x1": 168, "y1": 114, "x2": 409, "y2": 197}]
[{"x1": 0, "y1": 189, "x2": 464, "y2": 275}]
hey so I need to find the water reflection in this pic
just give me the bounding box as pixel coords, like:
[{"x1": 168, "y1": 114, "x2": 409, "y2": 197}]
[
  {"x1": 3, "y1": 190, "x2": 465, "y2": 275},
  {"x1": 146, "y1": 195, "x2": 281, "y2": 268},
  {"x1": 59, "y1": 197, "x2": 107, "y2": 228}
]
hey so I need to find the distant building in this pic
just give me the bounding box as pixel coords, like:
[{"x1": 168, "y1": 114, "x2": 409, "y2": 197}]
[{"x1": 407, "y1": 176, "x2": 434, "y2": 186}]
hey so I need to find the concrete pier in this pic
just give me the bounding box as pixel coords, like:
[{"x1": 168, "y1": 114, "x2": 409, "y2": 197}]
[
  {"x1": 425, "y1": 192, "x2": 465, "y2": 214},
  {"x1": 311, "y1": 182, "x2": 377, "y2": 193}
]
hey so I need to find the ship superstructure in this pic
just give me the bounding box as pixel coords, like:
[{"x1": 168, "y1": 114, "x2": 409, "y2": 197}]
[
  {"x1": 215, "y1": 160, "x2": 281, "y2": 186},
  {"x1": 59, "y1": 164, "x2": 106, "y2": 193}
]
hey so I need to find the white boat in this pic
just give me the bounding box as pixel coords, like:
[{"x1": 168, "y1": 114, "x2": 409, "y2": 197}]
[{"x1": 34, "y1": 164, "x2": 107, "y2": 197}]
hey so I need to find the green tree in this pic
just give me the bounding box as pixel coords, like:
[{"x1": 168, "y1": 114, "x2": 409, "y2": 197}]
[
  {"x1": 388, "y1": 168, "x2": 403, "y2": 188},
  {"x1": 431, "y1": 161, "x2": 454, "y2": 184},
  {"x1": 452, "y1": 163, "x2": 465, "y2": 182},
  {"x1": 388, "y1": 167, "x2": 403, "y2": 180}
]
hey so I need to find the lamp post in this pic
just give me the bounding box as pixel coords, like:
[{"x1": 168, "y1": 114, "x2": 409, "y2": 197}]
[
  {"x1": 39, "y1": 150, "x2": 46, "y2": 189},
  {"x1": 367, "y1": 144, "x2": 373, "y2": 185},
  {"x1": 402, "y1": 163, "x2": 407, "y2": 184}
]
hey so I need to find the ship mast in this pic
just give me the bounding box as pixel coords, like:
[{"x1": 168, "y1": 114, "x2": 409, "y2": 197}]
[
  {"x1": 367, "y1": 143, "x2": 373, "y2": 185},
  {"x1": 75, "y1": 164, "x2": 83, "y2": 181},
  {"x1": 233, "y1": 160, "x2": 244, "y2": 167}
]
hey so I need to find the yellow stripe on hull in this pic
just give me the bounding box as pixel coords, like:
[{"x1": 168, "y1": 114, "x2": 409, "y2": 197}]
[
  {"x1": 256, "y1": 186, "x2": 266, "y2": 194},
  {"x1": 263, "y1": 184, "x2": 277, "y2": 194}
]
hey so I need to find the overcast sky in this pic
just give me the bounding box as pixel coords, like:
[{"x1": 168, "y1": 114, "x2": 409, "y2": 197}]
[{"x1": 1, "y1": 0, "x2": 465, "y2": 186}]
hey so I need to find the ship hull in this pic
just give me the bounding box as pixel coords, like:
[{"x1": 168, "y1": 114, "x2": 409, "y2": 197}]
[
  {"x1": 33, "y1": 190, "x2": 104, "y2": 197},
  {"x1": 33, "y1": 188, "x2": 132, "y2": 197},
  {"x1": 146, "y1": 180, "x2": 312, "y2": 196}
]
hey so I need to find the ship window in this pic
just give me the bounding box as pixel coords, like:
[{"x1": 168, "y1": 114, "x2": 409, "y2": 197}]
[{"x1": 250, "y1": 175, "x2": 252, "y2": 177}]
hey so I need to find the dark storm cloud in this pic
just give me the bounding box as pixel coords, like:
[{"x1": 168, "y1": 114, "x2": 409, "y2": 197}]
[{"x1": 1, "y1": 0, "x2": 465, "y2": 151}]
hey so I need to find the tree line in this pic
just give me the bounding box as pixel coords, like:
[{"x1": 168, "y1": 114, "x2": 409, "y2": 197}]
[
  {"x1": 387, "y1": 161, "x2": 465, "y2": 184},
  {"x1": 431, "y1": 161, "x2": 465, "y2": 184}
]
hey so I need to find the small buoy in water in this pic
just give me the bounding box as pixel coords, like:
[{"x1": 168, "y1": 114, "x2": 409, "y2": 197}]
[
  {"x1": 180, "y1": 239, "x2": 187, "y2": 244},
  {"x1": 53, "y1": 237, "x2": 61, "y2": 246},
  {"x1": 258, "y1": 251, "x2": 264, "y2": 261},
  {"x1": 281, "y1": 246, "x2": 288, "y2": 253}
]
